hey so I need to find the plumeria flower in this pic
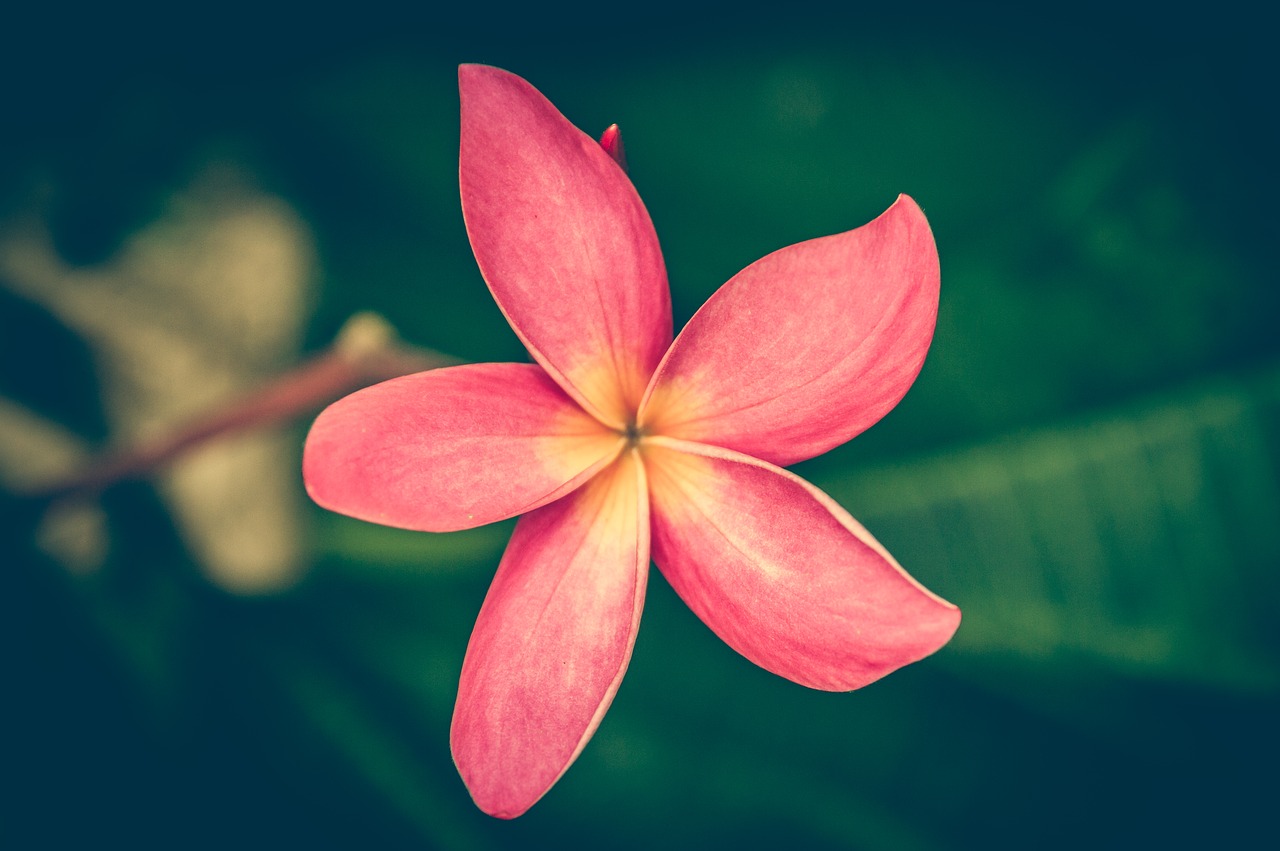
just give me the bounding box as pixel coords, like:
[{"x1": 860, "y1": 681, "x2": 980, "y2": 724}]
[{"x1": 303, "y1": 65, "x2": 960, "y2": 818}]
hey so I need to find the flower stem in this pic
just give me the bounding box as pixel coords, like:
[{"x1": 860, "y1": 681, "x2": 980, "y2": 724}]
[{"x1": 20, "y1": 312, "x2": 459, "y2": 506}]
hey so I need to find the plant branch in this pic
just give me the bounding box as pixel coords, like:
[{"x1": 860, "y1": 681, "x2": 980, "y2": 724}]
[{"x1": 20, "y1": 313, "x2": 459, "y2": 506}]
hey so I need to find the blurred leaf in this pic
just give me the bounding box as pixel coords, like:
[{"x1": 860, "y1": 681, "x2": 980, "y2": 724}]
[
  {"x1": 1, "y1": 165, "x2": 317, "y2": 592},
  {"x1": 817, "y1": 363, "x2": 1280, "y2": 693}
]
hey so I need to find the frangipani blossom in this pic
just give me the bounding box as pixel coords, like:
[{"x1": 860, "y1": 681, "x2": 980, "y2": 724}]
[{"x1": 303, "y1": 64, "x2": 960, "y2": 818}]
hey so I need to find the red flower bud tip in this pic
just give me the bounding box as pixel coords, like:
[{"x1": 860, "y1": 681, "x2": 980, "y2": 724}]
[{"x1": 599, "y1": 123, "x2": 627, "y2": 172}]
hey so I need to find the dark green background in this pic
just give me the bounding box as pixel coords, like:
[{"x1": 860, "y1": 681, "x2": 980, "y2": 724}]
[{"x1": 3, "y1": 3, "x2": 1276, "y2": 848}]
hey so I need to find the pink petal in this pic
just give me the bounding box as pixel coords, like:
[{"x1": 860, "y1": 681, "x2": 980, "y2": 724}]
[
  {"x1": 645, "y1": 437, "x2": 959, "y2": 691},
  {"x1": 451, "y1": 452, "x2": 649, "y2": 818},
  {"x1": 459, "y1": 65, "x2": 672, "y2": 428},
  {"x1": 303, "y1": 363, "x2": 621, "y2": 533},
  {"x1": 639, "y1": 195, "x2": 940, "y2": 466}
]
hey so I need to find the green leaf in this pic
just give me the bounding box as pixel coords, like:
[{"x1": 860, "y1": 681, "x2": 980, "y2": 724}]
[{"x1": 818, "y1": 364, "x2": 1280, "y2": 693}]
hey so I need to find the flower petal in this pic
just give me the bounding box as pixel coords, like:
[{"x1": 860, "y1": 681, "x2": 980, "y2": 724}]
[
  {"x1": 459, "y1": 65, "x2": 672, "y2": 427},
  {"x1": 645, "y1": 437, "x2": 959, "y2": 691},
  {"x1": 640, "y1": 195, "x2": 939, "y2": 466},
  {"x1": 451, "y1": 452, "x2": 649, "y2": 818},
  {"x1": 303, "y1": 363, "x2": 621, "y2": 533}
]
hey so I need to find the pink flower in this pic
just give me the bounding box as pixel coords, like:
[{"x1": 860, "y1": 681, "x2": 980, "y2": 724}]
[{"x1": 303, "y1": 65, "x2": 960, "y2": 818}]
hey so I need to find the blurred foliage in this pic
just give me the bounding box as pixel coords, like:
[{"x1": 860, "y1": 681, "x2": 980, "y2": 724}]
[{"x1": 2, "y1": 3, "x2": 1276, "y2": 849}]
